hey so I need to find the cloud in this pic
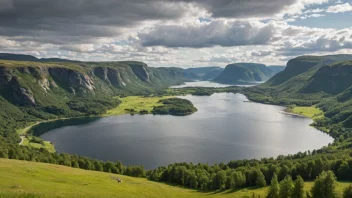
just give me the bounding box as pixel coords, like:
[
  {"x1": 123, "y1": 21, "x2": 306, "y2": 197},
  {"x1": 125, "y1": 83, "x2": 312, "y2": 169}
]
[
  {"x1": 0, "y1": 0, "x2": 350, "y2": 67},
  {"x1": 138, "y1": 20, "x2": 279, "y2": 48},
  {"x1": 277, "y1": 28, "x2": 352, "y2": 55},
  {"x1": 180, "y1": 0, "x2": 328, "y2": 18},
  {"x1": 326, "y1": 3, "x2": 352, "y2": 13},
  {"x1": 0, "y1": 0, "x2": 195, "y2": 45},
  {"x1": 251, "y1": 50, "x2": 273, "y2": 57},
  {"x1": 0, "y1": 0, "x2": 330, "y2": 45}
]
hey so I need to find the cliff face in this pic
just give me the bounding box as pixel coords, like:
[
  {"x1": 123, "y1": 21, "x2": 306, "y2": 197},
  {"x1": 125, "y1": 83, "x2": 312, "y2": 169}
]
[
  {"x1": 0, "y1": 59, "x2": 186, "y2": 107},
  {"x1": 49, "y1": 67, "x2": 95, "y2": 95}
]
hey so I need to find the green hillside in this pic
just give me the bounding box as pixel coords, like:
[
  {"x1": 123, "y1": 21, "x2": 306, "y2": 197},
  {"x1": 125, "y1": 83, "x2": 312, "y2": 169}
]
[
  {"x1": 212, "y1": 63, "x2": 277, "y2": 84},
  {"x1": 0, "y1": 158, "x2": 268, "y2": 198},
  {"x1": 245, "y1": 55, "x2": 352, "y2": 130},
  {"x1": 267, "y1": 66, "x2": 285, "y2": 74},
  {"x1": 1, "y1": 159, "x2": 351, "y2": 198},
  {"x1": 302, "y1": 60, "x2": 352, "y2": 95},
  {"x1": 184, "y1": 67, "x2": 224, "y2": 81},
  {"x1": 0, "y1": 58, "x2": 189, "y2": 137}
]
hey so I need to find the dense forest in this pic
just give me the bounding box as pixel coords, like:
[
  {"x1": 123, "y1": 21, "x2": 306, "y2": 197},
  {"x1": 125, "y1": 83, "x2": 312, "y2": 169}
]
[{"x1": 152, "y1": 98, "x2": 197, "y2": 115}]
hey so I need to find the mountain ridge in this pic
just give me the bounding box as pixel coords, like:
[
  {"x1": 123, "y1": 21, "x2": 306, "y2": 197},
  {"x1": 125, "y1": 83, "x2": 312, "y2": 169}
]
[{"x1": 212, "y1": 63, "x2": 283, "y2": 84}]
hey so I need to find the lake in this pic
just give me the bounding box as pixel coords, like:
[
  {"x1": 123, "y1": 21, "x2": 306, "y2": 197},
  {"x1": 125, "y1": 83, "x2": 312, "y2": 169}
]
[
  {"x1": 170, "y1": 81, "x2": 261, "y2": 88},
  {"x1": 40, "y1": 93, "x2": 333, "y2": 169}
]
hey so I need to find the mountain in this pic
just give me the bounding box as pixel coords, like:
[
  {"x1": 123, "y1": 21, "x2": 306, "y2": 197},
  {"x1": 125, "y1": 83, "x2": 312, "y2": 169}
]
[
  {"x1": 258, "y1": 55, "x2": 352, "y2": 99},
  {"x1": 268, "y1": 65, "x2": 285, "y2": 74},
  {"x1": 0, "y1": 54, "x2": 190, "y2": 134},
  {"x1": 245, "y1": 55, "x2": 352, "y2": 127},
  {"x1": 0, "y1": 59, "x2": 187, "y2": 104},
  {"x1": 0, "y1": 53, "x2": 38, "y2": 61},
  {"x1": 0, "y1": 53, "x2": 80, "y2": 63},
  {"x1": 184, "y1": 66, "x2": 224, "y2": 80},
  {"x1": 212, "y1": 63, "x2": 275, "y2": 84},
  {"x1": 302, "y1": 60, "x2": 352, "y2": 95}
]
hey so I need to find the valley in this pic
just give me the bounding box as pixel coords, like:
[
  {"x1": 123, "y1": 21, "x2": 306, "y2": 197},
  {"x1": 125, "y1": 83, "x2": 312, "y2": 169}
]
[{"x1": 1, "y1": 53, "x2": 352, "y2": 197}]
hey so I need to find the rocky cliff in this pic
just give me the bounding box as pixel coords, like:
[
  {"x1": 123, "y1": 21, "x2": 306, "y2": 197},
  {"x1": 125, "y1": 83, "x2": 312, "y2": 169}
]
[{"x1": 0, "y1": 59, "x2": 187, "y2": 107}]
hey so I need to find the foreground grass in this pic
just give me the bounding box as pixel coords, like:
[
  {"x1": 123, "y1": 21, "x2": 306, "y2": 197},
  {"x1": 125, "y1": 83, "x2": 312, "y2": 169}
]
[
  {"x1": 1, "y1": 159, "x2": 351, "y2": 198},
  {"x1": 104, "y1": 96, "x2": 173, "y2": 116},
  {"x1": 0, "y1": 159, "x2": 266, "y2": 198}
]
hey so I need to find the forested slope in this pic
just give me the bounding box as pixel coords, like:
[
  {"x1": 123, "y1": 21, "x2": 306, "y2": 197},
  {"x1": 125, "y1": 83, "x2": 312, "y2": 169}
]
[{"x1": 213, "y1": 63, "x2": 281, "y2": 84}]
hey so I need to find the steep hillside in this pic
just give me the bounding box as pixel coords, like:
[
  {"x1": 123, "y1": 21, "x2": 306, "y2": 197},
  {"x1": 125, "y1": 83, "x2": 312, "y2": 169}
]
[
  {"x1": 268, "y1": 65, "x2": 285, "y2": 74},
  {"x1": 302, "y1": 61, "x2": 352, "y2": 95},
  {"x1": 245, "y1": 55, "x2": 352, "y2": 128},
  {"x1": 212, "y1": 63, "x2": 274, "y2": 84},
  {"x1": 254, "y1": 55, "x2": 352, "y2": 101},
  {"x1": 184, "y1": 67, "x2": 224, "y2": 80},
  {"x1": 0, "y1": 57, "x2": 187, "y2": 137}
]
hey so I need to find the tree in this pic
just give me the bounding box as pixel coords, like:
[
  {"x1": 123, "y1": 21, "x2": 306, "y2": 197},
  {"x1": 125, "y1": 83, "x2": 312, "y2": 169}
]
[
  {"x1": 256, "y1": 170, "x2": 266, "y2": 187},
  {"x1": 311, "y1": 171, "x2": 338, "y2": 198},
  {"x1": 343, "y1": 185, "x2": 352, "y2": 198},
  {"x1": 198, "y1": 172, "x2": 209, "y2": 190},
  {"x1": 292, "y1": 176, "x2": 304, "y2": 198},
  {"x1": 227, "y1": 175, "x2": 236, "y2": 189},
  {"x1": 266, "y1": 174, "x2": 279, "y2": 198},
  {"x1": 338, "y1": 161, "x2": 350, "y2": 180},
  {"x1": 279, "y1": 175, "x2": 294, "y2": 198},
  {"x1": 214, "y1": 170, "x2": 227, "y2": 190}
]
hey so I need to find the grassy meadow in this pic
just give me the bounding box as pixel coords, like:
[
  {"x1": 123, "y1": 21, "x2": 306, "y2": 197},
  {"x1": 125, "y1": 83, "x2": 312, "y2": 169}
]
[
  {"x1": 104, "y1": 96, "x2": 173, "y2": 116},
  {"x1": 287, "y1": 105, "x2": 324, "y2": 120},
  {"x1": 0, "y1": 159, "x2": 351, "y2": 198}
]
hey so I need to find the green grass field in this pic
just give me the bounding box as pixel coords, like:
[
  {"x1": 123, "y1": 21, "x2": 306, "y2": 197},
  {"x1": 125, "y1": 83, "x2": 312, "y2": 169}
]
[
  {"x1": 289, "y1": 106, "x2": 324, "y2": 120},
  {"x1": 104, "y1": 96, "x2": 173, "y2": 116},
  {"x1": 0, "y1": 159, "x2": 350, "y2": 198},
  {"x1": 17, "y1": 122, "x2": 56, "y2": 153},
  {"x1": 20, "y1": 137, "x2": 56, "y2": 153}
]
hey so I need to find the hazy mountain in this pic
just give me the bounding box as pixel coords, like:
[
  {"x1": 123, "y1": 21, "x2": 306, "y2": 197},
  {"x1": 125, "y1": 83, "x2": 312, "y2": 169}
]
[{"x1": 212, "y1": 63, "x2": 275, "y2": 84}]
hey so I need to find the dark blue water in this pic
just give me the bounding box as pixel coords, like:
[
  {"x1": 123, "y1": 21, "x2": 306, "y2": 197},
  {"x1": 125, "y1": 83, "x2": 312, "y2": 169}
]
[{"x1": 41, "y1": 93, "x2": 333, "y2": 169}]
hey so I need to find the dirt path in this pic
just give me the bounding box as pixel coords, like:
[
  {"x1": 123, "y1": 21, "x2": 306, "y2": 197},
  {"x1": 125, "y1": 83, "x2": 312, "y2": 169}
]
[{"x1": 19, "y1": 136, "x2": 24, "y2": 145}]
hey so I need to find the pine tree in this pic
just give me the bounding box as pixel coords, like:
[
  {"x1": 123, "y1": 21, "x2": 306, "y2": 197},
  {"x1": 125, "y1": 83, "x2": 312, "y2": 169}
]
[{"x1": 266, "y1": 173, "x2": 279, "y2": 198}]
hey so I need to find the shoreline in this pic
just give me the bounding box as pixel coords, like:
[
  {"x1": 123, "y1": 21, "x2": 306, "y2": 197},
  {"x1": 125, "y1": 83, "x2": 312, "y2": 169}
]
[
  {"x1": 17, "y1": 93, "x2": 333, "y2": 165},
  {"x1": 281, "y1": 109, "x2": 309, "y2": 118}
]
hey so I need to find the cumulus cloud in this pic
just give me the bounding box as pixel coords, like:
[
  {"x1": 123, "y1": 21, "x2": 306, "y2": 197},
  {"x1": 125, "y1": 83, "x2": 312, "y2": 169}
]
[
  {"x1": 326, "y1": 3, "x2": 352, "y2": 13},
  {"x1": 181, "y1": 0, "x2": 328, "y2": 18},
  {"x1": 138, "y1": 20, "x2": 279, "y2": 48},
  {"x1": 0, "y1": 0, "x2": 350, "y2": 67},
  {"x1": 278, "y1": 28, "x2": 352, "y2": 55}
]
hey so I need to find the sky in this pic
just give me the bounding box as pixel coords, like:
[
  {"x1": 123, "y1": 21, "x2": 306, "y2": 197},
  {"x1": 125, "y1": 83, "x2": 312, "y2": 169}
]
[{"x1": 0, "y1": 0, "x2": 351, "y2": 68}]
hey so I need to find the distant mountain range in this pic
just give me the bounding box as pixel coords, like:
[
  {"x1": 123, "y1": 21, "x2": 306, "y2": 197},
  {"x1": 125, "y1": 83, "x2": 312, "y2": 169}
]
[
  {"x1": 183, "y1": 66, "x2": 224, "y2": 81},
  {"x1": 212, "y1": 63, "x2": 285, "y2": 84}
]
